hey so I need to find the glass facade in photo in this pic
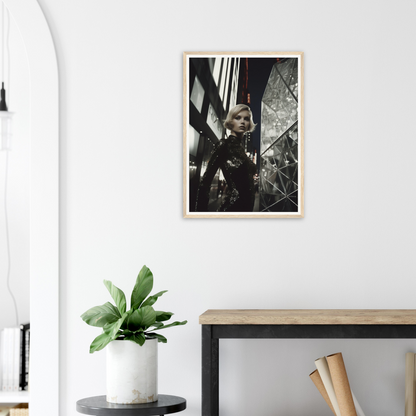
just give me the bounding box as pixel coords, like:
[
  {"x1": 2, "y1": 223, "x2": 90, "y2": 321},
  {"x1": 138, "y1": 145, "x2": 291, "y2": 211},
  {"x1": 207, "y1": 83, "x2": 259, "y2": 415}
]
[{"x1": 260, "y1": 59, "x2": 299, "y2": 212}]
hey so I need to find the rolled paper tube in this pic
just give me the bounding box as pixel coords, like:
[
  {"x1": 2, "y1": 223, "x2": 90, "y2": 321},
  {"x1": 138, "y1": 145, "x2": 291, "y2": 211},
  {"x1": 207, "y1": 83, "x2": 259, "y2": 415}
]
[
  {"x1": 351, "y1": 391, "x2": 366, "y2": 416},
  {"x1": 327, "y1": 352, "x2": 357, "y2": 416},
  {"x1": 405, "y1": 352, "x2": 416, "y2": 416},
  {"x1": 309, "y1": 369, "x2": 337, "y2": 416},
  {"x1": 315, "y1": 357, "x2": 341, "y2": 416}
]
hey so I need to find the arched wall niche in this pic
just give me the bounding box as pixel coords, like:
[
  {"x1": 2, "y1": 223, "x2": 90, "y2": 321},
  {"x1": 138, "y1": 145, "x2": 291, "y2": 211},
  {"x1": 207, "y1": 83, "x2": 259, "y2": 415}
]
[{"x1": 2, "y1": 0, "x2": 59, "y2": 415}]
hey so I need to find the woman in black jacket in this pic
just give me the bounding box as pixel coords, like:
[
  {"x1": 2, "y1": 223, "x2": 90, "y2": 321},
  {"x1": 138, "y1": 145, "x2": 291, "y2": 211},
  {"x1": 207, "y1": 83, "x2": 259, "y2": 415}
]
[{"x1": 196, "y1": 104, "x2": 257, "y2": 212}]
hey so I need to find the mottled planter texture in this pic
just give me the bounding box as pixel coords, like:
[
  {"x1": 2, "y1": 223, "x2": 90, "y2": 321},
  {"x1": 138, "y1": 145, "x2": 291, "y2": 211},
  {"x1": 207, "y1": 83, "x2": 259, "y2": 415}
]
[{"x1": 106, "y1": 338, "x2": 158, "y2": 404}]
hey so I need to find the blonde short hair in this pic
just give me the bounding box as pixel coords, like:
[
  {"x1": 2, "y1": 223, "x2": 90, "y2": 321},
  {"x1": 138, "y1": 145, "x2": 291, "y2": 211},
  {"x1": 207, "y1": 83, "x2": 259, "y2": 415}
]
[{"x1": 224, "y1": 104, "x2": 256, "y2": 133}]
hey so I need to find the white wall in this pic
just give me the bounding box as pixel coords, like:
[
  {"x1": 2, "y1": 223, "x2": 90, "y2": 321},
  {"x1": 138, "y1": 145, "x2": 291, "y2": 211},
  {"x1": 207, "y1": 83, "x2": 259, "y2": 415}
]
[
  {"x1": 0, "y1": 6, "x2": 30, "y2": 330},
  {"x1": 36, "y1": 0, "x2": 416, "y2": 415}
]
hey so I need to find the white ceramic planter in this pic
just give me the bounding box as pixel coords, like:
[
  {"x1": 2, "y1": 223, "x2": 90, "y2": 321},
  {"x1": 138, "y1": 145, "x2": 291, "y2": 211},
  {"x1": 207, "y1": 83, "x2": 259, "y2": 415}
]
[{"x1": 106, "y1": 338, "x2": 158, "y2": 404}]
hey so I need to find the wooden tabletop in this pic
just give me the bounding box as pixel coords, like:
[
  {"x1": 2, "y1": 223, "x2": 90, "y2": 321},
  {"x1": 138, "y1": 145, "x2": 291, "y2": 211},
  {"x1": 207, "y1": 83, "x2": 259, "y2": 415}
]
[{"x1": 199, "y1": 309, "x2": 416, "y2": 325}]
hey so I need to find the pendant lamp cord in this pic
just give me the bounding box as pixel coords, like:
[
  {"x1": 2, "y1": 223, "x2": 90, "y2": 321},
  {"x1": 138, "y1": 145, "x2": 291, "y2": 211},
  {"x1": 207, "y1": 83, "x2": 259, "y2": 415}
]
[
  {"x1": 5, "y1": 2, "x2": 9, "y2": 106},
  {"x1": 2, "y1": 1, "x2": 18, "y2": 327},
  {"x1": 1, "y1": 3, "x2": 3, "y2": 88}
]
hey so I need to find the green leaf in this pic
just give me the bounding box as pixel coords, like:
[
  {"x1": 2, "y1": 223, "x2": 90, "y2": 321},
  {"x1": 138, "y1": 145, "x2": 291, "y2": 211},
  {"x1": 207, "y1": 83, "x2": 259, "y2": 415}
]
[
  {"x1": 146, "y1": 332, "x2": 167, "y2": 343},
  {"x1": 120, "y1": 309, "x2": 134, "y2": 330},
  {"x1": 141, "y1": 290, "x2": 168, "y2": 308},
  {"x1": 103, "y1": 280, "x2": 127, "y2": 314},
  {"x1": 131, "y1": 266, "x2": 153, "y2": 309},
  {"x1": 154, "y1": 320, "x2": 187, "y2": 331},
  {"x1": 126, "y1": 306, "x2": 157, "y2": 331},
  {"x1": 125, "y1": 310, "x2": 142, "y2": 331},
  {"x1": 105, "y1": 311, "x2": 129, "y2": 339},
  {"x1": 124, "y1": 332, "x2": 146, "y2": 346},
  {"x1": 117, "y1": 328, "x2": 144, "y2": 339},
  {"x1": 137, "y1": 306, "x2": 157, "y2": 328},
  {"x1": 150, "y1": 322, "x2": 165, "y2": 330},
  {"x1": 120, "y1": 329, "x2": 134, "y2": 337},
  {"x1": 89, "y1": 332, "x2": 113, "y2": 353},
  {"x1": 81, "y1": 302, "x2": 121, "y2": 327},
  {"x1": 155, "y1": 311, "x2": 173, "y2": 322}
]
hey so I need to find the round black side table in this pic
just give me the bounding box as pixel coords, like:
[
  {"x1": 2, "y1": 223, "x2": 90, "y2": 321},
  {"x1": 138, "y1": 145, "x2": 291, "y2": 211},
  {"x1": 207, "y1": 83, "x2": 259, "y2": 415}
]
[{"x1": 76, "y1": 395, "x2": 186, "y2": 416}]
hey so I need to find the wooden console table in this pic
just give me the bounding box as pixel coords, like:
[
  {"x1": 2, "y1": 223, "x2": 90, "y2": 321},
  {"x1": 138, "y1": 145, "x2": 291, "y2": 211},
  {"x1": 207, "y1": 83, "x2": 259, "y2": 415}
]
[{"x1": 199, "y1": 309, "x2": 416, "y2": 416}]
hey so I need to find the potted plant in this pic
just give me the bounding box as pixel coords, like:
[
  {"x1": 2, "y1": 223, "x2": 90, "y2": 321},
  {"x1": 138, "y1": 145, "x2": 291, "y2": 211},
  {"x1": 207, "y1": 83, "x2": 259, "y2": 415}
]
[{"x1": 81, "y1": 265, "x2": 187, "y2": 404}]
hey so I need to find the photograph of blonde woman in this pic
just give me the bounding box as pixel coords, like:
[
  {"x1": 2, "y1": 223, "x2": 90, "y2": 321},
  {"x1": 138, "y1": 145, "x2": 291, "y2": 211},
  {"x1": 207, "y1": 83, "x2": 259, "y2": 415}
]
[
  {"x1": 184, "y1": 53, "x2": 303, "y2": 217},
  {"x1": 195, "y1": 104, "x2": 257, "y2": 212}
]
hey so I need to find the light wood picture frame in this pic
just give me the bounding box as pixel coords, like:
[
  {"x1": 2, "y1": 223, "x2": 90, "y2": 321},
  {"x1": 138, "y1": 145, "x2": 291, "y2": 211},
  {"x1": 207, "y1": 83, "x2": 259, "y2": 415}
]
[{"x1": 183, "y1": 52, "x2": 304, "y2": 218}]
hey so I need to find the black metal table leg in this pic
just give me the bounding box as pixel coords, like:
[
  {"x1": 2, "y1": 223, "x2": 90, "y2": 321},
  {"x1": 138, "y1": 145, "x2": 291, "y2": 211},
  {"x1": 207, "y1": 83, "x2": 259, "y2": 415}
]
[{"x1": 202, "y1": 325, "x2": 219, "y2": 416}]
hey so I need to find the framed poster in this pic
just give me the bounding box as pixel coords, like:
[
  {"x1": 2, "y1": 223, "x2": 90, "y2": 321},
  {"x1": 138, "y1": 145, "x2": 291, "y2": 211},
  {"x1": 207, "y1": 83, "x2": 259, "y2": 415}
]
[{"x1": 183, "y1": 52, "x2": 304, "y2": 218}]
